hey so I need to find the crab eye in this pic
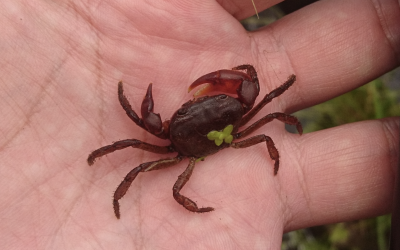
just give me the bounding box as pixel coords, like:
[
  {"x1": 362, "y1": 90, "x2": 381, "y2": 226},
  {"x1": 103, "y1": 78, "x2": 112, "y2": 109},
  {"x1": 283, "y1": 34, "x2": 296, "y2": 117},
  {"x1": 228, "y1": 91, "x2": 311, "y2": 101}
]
[
  {"x1": 177, "y1": 108, "x2": 188, "y2": 115},
  {"x1": 218, "y1": 94, "x2": 227, "y2": 100}
]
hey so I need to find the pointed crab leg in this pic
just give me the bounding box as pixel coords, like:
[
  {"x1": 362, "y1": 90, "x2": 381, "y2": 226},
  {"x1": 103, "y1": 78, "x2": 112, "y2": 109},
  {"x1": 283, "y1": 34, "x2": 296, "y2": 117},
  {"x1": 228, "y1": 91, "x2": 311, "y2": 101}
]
[
  {"x1": 173, "y1": 157, "x2": 214, "y2": 213},
  {"x1": 113, "y1": 156, "x2": 184, "y2": 218},
  {"x1": 231, "y1": 135, "x2": 280, "y2": 174},
  {"x1": 87, "y1": 139, "x2": 175, "y2": 166},
  {"x1": 239, "y1": 74, "x2": 296, "y2": 126}
]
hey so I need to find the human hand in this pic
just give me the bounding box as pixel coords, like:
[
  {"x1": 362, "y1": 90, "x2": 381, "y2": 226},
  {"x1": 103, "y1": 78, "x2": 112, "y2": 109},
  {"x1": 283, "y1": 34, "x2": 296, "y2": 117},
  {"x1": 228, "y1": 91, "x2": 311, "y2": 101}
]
[{"x1": 1, "y1": 0, "x2": 399, "y2": 249}]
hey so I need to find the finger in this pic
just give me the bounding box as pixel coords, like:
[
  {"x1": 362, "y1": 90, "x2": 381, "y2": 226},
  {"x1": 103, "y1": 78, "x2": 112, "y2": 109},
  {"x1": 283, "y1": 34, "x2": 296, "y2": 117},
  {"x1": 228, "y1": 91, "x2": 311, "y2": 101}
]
[
  {"x1": 251, "y1": 0, "x2": 400, "y2": 112},
  {"x1": 282, "y1": 117, "x2": 399, "y2": 231}
]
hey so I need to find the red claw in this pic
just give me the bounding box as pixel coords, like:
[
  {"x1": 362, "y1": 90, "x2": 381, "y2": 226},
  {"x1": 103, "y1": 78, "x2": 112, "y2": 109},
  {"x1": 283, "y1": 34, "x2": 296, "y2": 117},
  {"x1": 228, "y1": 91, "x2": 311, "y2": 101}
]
[
  {"x1": 188, "y1": 65, "x2": 260, "y2": 112},
  {"x1": 188, "y1": 70, "x2": 251, "y2": 97}
]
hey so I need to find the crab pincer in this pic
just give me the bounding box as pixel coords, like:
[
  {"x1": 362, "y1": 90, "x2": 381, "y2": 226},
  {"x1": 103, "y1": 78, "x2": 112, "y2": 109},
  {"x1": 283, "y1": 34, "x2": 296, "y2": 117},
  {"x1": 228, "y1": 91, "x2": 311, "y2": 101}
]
[
  {"x1": 141, "y1": 83, "x2": 164, "y2": 135},
  {"x1": 188, "y1": 65, "x2": 260, "y2": 112}
]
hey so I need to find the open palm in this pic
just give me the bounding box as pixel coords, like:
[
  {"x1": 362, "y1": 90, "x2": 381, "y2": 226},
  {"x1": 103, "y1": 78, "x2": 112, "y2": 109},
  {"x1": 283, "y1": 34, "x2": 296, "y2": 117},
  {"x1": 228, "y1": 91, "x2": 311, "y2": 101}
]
[{"x1": 1, "y1": 0, "x2": 399, "y2": 249}]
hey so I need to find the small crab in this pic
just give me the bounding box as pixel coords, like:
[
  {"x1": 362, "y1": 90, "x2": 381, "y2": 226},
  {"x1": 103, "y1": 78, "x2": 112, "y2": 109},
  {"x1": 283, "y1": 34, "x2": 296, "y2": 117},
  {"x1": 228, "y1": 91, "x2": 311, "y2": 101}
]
[{"x1": 88, "y1": 65, "x2": 302, "y2": 218}]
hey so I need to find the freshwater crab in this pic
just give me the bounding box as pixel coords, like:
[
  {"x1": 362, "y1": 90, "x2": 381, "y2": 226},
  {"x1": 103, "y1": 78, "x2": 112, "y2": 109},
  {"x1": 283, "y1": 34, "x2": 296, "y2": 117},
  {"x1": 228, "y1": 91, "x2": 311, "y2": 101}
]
[{"x1": 87, "y1": 65, "x2": 302, "y2": 218}]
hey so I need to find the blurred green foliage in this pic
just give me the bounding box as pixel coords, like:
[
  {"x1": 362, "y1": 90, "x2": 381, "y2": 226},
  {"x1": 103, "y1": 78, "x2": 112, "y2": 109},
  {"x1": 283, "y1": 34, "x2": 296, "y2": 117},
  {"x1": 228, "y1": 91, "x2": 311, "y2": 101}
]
[
  {"x1": 282, "y1": 216, "x2": 393, "y2": 250},
  {"x1": 296, "y1": 77, "x2": 400, "y2": 133}
]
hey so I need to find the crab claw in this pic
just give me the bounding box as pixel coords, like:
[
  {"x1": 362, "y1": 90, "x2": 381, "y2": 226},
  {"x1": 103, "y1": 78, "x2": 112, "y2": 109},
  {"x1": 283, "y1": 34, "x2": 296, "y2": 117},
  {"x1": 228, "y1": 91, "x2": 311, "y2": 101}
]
[
  {"x1": 188, "y1": 66, "x2": 260, "y2": 111},
  {"x1": 141, "y1": 83, "x2": 163, "y2": 135}
]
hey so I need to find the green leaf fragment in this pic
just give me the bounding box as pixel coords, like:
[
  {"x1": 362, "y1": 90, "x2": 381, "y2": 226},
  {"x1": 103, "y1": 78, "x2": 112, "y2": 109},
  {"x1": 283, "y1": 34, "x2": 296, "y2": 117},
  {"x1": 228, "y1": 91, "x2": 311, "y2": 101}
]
[
  {"x1": 215, "y1": 139, "x2": 223, "y2": 146},
  {"x1": 206, "y1": 124, "x2": 234, "y2": 146},
  {"x1": 223, "y1": 124, "x2": 233, "y2": 135},
  {"x1": 224, "y1": 135, "x2": 233, "y2": 144},
  {"x1": 207, "y1": 131, "x2": 219, "y2": 140}
]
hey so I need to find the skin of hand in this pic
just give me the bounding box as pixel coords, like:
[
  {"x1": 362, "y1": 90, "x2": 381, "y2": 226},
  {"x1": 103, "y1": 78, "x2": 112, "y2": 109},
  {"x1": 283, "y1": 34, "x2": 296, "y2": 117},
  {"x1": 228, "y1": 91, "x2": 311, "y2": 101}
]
[{"x1": 0, "y1": 0, "x2": 399, "y2": 249}]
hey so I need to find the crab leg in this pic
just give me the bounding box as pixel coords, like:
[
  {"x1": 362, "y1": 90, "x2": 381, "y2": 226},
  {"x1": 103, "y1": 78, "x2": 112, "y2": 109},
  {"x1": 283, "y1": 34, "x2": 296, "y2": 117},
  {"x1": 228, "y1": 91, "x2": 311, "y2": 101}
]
[
  {"x1": 239, "y1": 74, "x2": 296, "y2": 126},
  {"x1": 235, "y1": 112, "x2": 303, "y2": 139},
  {"x1": 173, "y1": 157, "x2": 214, "y2": 213},
  {"x1": 230, "y1": 135, "x2": 280, "y2": 175},
  {"x1": 87, "y1": 139, "x2": 175, "y2": 165},
  {"x1": 113, "y1": 156, "x2": 184, "y2": 219},
  {"x1": 118, "y1": 82, "x2": 169, "y2": 139}
]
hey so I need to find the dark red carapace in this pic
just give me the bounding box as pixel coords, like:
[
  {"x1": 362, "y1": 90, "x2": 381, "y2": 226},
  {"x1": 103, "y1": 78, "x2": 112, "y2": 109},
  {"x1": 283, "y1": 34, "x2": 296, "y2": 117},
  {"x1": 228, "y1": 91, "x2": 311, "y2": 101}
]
[{"x1": 87, "y1": 65, "x2": 302, "y2": 219}]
